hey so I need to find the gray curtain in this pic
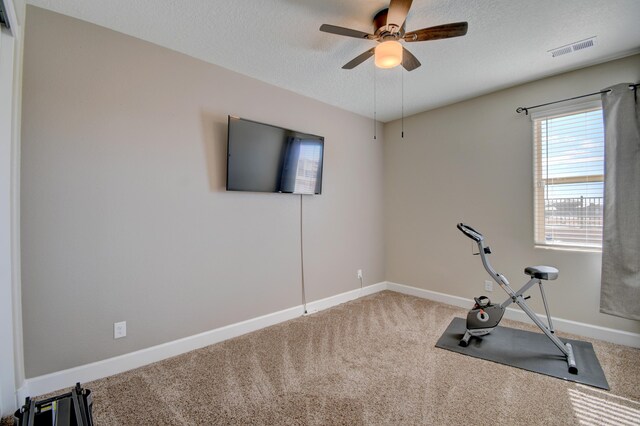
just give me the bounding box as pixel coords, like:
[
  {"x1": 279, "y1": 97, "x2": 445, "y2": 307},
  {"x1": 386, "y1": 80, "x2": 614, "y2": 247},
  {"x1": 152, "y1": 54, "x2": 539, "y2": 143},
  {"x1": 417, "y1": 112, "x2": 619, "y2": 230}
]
[{"x1": 600, "y1": 83, "x2": 640, "y2": 320}]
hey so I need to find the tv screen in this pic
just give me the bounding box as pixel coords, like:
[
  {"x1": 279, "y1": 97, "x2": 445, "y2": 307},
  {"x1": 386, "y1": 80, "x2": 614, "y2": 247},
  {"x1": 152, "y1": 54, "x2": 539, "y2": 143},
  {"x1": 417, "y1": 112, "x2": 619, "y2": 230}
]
[{"x1": 226, "y1": 116, "x2": 324, "y2": 194}]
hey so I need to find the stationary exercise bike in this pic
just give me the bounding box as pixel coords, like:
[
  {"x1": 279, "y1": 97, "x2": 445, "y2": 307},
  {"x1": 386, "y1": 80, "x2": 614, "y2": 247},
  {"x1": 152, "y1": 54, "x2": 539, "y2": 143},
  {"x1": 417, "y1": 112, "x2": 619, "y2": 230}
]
[{"x1": 456, "y1": 223, "x2": 578, "y2": 374}]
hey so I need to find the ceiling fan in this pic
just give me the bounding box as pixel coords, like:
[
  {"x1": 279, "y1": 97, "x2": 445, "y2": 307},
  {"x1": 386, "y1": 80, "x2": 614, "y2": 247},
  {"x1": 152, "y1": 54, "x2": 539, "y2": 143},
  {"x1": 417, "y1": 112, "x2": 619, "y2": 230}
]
[{"x1": 319, "y1": 0, "x2": 468, "y2": 71}]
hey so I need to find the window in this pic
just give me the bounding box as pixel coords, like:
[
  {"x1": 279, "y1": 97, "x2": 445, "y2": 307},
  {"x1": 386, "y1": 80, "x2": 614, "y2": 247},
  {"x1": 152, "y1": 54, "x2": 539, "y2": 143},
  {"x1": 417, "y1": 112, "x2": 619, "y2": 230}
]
[{"x1": 532, "y1": 102, "x2": 604, "y2": 249}]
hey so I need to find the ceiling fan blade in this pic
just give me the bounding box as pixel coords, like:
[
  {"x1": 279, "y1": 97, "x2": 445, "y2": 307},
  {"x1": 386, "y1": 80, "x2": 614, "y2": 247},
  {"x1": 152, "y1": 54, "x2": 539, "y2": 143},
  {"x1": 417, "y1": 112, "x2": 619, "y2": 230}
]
[
  {"x1": 320, "y1": 24, "x2": 375, "y2": 40},
  {"x1": 387, "y1": 0, "x2": 413, "y2": 32},
  {"x1": 404, "y1": 22, "x2": 468, "y2": 42},
  {"x1": 342, "y1": 48, "x2": 375, "y2": 69},
  {"x1": 402, "y1": 47, "x2": 421, "y2": 71}
]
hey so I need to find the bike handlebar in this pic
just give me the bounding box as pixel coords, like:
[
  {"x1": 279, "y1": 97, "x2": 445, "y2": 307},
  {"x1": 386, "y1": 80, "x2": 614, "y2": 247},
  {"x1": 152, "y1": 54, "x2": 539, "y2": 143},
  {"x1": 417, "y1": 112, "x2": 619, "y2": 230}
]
[{"x1": 457, "y1": 223, "x2": 484, "y2": 242}]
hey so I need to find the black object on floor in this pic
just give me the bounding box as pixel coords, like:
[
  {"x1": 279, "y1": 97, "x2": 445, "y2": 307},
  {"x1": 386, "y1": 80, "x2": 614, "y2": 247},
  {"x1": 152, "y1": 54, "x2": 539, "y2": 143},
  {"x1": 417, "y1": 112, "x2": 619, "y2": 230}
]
[
  {"x1": 14, "y1": 382, "x2": 94, "y2": 426},
  {"x1": 436, "y1": 317, "x2": 610, "y2": 390}
]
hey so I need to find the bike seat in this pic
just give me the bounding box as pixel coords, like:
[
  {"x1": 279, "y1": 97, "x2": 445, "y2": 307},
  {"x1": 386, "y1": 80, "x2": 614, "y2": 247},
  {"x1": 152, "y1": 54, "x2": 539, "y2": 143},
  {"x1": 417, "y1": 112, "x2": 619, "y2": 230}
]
[{"x1": 525, "y1": 266, "x2": 559, "y2": 281}]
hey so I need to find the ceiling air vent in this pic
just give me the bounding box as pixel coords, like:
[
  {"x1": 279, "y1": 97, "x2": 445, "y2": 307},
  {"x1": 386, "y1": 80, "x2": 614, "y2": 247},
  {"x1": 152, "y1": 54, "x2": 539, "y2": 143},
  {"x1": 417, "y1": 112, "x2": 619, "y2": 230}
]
[
  {"x1": 549, "y1": 37, "x2": 596, "y2": 58},
  {"x1": 550, "y1": 46, "x2": 572, "y2": 57},
  {"x1": 572, "y1": 38, "x2": 595, "y2": 51}
]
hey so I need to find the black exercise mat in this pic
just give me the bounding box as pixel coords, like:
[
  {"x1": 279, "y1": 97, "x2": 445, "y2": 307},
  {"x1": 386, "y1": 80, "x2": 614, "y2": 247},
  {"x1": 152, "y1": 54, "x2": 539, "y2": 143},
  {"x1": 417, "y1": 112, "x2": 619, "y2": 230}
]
[{"x1": 436, "y1": 317, "x2": 609, "y2": 390}]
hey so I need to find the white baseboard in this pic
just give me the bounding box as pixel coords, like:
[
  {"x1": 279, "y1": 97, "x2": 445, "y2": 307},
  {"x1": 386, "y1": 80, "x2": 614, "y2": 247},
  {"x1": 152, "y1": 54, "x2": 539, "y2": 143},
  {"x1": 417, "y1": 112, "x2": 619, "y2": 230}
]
[
  {"x1": 386, "y1": 282, "x2": 472, "y2": 308},
  {"x1": 18, "y1": 282, "x2": 387, "y2": 400},
  {"x1": 305, "y1": 282, "x2": 386, "y2": 314},
  {"x1": 18, "y1": 280, "x2": 638, "y2": 401},
  {"x1": 386, "y1": 281, "x2": 640, "y2": 349}
]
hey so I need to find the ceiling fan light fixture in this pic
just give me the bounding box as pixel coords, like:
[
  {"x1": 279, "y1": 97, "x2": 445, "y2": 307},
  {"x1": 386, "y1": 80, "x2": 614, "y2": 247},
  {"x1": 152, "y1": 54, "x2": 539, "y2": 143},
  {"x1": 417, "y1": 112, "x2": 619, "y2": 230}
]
[{"x1": 374, "y1": 40, "x2": 403, "y2": 69}]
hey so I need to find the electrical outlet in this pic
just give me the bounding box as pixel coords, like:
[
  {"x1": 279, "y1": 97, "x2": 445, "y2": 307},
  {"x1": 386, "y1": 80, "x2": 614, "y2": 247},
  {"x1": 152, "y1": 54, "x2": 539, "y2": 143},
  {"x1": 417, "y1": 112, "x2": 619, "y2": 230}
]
[
  {"x1": 357, "y1": 269, "x2": 363, "y2": 280},
  {"x1": 114, "y1": 321, "x2": 127, "y2": 339},
  {"x1": 484, "y1": 280, "x2": 493, "y2": 292}
]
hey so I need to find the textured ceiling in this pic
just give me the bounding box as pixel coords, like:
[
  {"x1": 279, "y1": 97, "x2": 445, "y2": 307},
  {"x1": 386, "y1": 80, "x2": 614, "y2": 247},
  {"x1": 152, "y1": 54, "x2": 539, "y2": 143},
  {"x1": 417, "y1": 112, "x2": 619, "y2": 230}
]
[{"x1": 27, "y1": 0, "x2": 640, "y2": 122}]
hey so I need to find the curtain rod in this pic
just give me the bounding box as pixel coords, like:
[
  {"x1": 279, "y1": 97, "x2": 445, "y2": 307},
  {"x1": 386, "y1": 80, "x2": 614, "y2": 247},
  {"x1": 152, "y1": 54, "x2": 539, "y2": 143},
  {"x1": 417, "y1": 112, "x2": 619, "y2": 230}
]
[{"x1": 516, "y1": 83, "x2": 639, "y2": 115}]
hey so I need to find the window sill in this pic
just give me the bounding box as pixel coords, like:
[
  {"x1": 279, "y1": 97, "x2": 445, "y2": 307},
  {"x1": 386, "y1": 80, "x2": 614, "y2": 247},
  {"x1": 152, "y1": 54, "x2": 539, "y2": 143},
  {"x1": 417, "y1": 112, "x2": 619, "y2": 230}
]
[{"x1": 534, "y1": 245, "x2": 602, "y2": 253}]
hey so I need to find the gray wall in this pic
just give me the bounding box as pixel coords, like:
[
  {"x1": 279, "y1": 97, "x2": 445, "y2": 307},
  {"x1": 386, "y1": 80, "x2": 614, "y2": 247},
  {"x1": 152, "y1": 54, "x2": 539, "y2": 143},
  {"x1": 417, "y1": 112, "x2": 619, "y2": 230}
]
[
  {"x1": 21, "y1": 6, "x2": 385, "y2": 377},
  {"x1": 384, "y1": 54, "x2": 640, "y2": 334}
]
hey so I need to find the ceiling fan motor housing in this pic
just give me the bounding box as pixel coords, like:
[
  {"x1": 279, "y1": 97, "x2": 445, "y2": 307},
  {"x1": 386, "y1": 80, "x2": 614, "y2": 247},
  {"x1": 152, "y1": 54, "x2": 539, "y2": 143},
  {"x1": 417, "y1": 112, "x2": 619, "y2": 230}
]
[{"x1": 373, "y1": 8, "x2": 405, "y2": 40}]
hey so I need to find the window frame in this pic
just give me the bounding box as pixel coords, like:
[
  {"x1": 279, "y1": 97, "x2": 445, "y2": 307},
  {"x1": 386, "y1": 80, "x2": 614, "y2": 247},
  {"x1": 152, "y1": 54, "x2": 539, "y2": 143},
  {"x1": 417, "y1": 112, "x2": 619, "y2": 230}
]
[{"x1": 530, "y1": 100, "x2": 604, "y2": 251}]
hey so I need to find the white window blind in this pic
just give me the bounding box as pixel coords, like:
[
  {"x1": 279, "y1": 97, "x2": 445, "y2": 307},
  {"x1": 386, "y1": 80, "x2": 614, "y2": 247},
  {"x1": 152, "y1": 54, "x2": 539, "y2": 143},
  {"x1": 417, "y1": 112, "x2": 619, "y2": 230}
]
[{"x1": 533, "y1": 103, "x2": 604, "y2": 249}]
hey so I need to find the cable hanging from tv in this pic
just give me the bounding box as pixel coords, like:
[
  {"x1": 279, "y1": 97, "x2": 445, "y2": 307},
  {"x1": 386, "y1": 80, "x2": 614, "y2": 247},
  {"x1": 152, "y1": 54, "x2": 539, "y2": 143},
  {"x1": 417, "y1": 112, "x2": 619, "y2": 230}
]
[{"x1": 515, "y1": 83, "x2": 639, "y2": 115}]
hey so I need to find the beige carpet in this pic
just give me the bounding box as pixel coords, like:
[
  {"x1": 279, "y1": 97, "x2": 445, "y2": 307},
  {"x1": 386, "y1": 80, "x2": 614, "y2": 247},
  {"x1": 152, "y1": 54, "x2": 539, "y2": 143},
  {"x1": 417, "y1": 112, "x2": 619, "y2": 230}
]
[{"x1": 5, "y1": 291, "x2": 640, "y2": 425}]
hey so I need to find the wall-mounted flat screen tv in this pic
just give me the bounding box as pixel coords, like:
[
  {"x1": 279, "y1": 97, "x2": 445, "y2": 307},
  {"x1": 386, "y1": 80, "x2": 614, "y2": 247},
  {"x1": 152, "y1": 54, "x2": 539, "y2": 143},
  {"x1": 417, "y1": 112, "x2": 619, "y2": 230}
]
[{"x1": 226, "y1": 116, "x2": 324, "y2": 195}]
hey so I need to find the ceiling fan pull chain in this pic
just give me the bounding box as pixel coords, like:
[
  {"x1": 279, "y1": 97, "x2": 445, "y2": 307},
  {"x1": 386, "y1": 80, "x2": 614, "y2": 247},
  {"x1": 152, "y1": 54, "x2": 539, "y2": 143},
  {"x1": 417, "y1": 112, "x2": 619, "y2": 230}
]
[
  {"x1": 401, "y1": 67, "x2": 404, "y2": 138},
  {"x1": 374, "y1": 64, "x2": 377, "y2": 140}
]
